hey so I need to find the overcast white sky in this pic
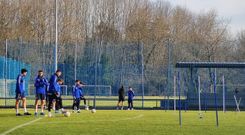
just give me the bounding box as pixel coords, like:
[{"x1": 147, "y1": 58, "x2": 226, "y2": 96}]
[{"x1": 168, "y1": 0, "x2": 245, "y2": 35}]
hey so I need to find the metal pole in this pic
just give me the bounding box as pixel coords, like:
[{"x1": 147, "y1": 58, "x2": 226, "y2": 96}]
[
  {"x1": 198, "y1": 76, "x2": 201, "y2": 112},
  {"x1": 167, "y1": 39, "x2": 171, "y2": 110},
  {"x1": 222, "y1": 75, "x2": 225, "y2": 113},
  {"x1": 5, "y1": 39, "x2": 8, "y2": 106},
  {"x1": 141, "y1": 43, "x2": 144, "y2": 108},
  {"x1": 54, "y1": 0, "x2": 58, "y2": 72},
  {"x1": 204, "y1": 82, "x2": 207, "y2": 112},
  {"x1": 177, "y1": 71, "x2": 182, "y2": 127},
  {"x1": 174, "y1": 75, "x2": 176, "y2": 111},
  {"x1": 94, "y1": 41, "x2": 98, "y2": 109},
  {"x1": 184, "y1": 87, "x2": 187, "y2": 112},
  {"x1": 213, "y1": 69, "x2": 219, "y2": 127},
  {"x1": 74, "y1": 43, "x2": 77, "y2": 81}
]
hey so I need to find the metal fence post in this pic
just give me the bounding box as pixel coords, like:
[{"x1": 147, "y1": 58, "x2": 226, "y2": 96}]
[
  {"x1": 213, "y1": 69, "x2": 219, "y2": 127},
  {"x1": 177, "y1": 71, "x2": 182, "y2": 127},
  {"x1": 222, "y1": 75, "x2": 226, "y2": 113}
]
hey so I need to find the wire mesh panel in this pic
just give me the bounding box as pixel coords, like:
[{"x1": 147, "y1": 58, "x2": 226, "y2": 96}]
[
  {"x1": 0, "y1": 39, "x2": 168, "y2": 108},
  {"x1": 80, "y1": 85, "x2": 112, "y2": 96},
  {"x1": 0, "y1": 56, "x2": 31, "y2": 98}
]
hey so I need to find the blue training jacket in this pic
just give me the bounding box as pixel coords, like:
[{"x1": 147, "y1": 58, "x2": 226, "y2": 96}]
[
  {"x1": 16, "y1": 74, "x2": 25, "y2": 93},
  {"x1": 73, "y1": 85, "x2": 83, "y2": 99},
  {"x1": 34, "y1": 75, "x2": 49, "y2": 94},
  {"x1": 48, "y1": 74, "x2": 59, "y2": 93},
  {"x1": 128, "y1": 90, "x2": 135, "y2": 100},
  {"x1": 55, "y1": 82, "x2": 61, "y2": 97}
]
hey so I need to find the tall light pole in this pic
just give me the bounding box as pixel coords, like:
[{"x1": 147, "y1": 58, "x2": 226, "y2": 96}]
[
  {"x1": 54, "y1": 0, "x2": 58, "y2": 72},
  {"x1": 5, "y1": 39, "x2": 8, "y2": 106},
  {"x1": 167, "y1": 38, "x2": 172, "y2": 110},
  {"x1": 141, "y1": 43, "x2": 144, "y2": 108},
  {"x1": 74, "y1": 43, "x2": 77, "y2": 81}
]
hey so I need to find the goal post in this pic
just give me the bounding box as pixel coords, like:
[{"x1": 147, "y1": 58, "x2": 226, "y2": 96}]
[
  {"x1": 28, "y1": 84, "x2": 68, "y2": 96},
  {"x1": 73, "y1": 85, "x2": 112, "y2": 109},
  {"x1": 60, "y1": 85, "x2": 68, "y2": 96},
  {"x1": 176, "y1": 62, "x2": 245, "y2": 127}
]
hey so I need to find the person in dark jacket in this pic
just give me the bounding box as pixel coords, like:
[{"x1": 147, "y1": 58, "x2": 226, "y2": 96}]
[
  {"x1": 47, "y1": 70, "x2": 62, "y2": 117},
  {"x1": 117, "y1": 86, "x2": 125, "y2": 110},
  {"x1": 48, "y1": 78, "x2": 64, "y2": 117}
]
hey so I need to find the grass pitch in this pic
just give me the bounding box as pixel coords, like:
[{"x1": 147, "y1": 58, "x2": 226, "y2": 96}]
[{"x1": 0, "y1": 109, "x2": 245, "y2": 135}]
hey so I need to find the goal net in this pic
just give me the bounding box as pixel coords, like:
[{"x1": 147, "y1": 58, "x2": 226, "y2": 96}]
[
  {"x1": 28, "y1": 85, "x2": 68, "y2": 96},
  {"x1": 76, "y1": 85, "x2": 112, "y2": 97}
]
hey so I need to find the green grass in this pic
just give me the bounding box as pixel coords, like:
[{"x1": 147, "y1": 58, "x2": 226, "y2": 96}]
[{"x1": 0, "y1": 109, "x2": 245, "y2": 135}]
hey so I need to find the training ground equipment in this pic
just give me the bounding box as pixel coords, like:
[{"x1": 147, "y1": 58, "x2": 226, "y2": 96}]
[
  {"x1": 234, "y1": 96, "x2": 241, "y2": 112},
  {"x1": 234, "y1": 88, "x2": 241, "y2": 112}
]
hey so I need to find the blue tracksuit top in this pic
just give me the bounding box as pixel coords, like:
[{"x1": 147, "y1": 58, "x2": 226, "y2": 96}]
[
  {"x1": 55, "y1": 82, "x2": 61, "y2": 96},
  {"x1": 128, "y1": 90, "x2": 135, "y2": 100},
  {"x1": 73, "y1": 85, "x2": 83, "y2": 99},
  {"x1": 16, "y1": 74, "x2": 25, "y2": 93},
  {"x1": 35, "y1": 75, "x2": 49, "y2": 94},
  {"x1": 48, "y1": 74, "x2": 59, "y2": 93}
]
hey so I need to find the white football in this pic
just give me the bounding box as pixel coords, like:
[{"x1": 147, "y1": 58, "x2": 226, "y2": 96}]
[
  {"x1": 198, "y1": 113, "x2": 203, "y2": 119},
  {"x1": 91, "y1": 109, "x2": 96, "y2": 113},
  {"x1": 64, "y1": 111, "x2": 71, "y2": 117}
]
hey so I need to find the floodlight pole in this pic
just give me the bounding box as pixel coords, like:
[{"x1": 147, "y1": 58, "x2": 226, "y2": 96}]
[
  {"x1": 74, "y1": 43, "x2": 77, "y2": 81},
  {"x1": 94, "y1": 41, "x2": 98, "y2": 109},
  {"x1": 167, "y1": 39, "x2": 171, "y2": 110},
  {"x1": 5, "y1": 39, "x2": 8, "y2": 106},
  {"x1": 54, "y1": 0, "x2": 58, "y2": 72},
  {"x1": 141, "y1": 43, "x2": 144, "y2": 108}
]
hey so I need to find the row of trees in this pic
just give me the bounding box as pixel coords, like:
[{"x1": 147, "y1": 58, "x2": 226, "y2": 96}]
[{"x1": 1, "y1": 0, "x2": 245, "y2": 95}]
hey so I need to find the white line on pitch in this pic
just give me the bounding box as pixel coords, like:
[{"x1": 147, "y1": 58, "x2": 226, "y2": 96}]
[
  {"x1": 0, "y1": 118, "x2": 43, "y2": 135},
  {"x1": 33, "y1": 114, "x2": 144, "y2": 125}
]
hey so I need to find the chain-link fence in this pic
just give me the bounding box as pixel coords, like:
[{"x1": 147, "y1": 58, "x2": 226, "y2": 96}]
[
  {"x1": 1, "y1": 40, "x2": 245, "y2": 110},
  {"x1": 0, "y1": 39, "x2": 174, "y2": 109}
]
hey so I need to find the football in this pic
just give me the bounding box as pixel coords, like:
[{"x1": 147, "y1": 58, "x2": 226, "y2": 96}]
[
  {"x1": 64, "y1": 111, "x2": 71, "y2": 117},
  {"x1": 91, "y1": 109, "x2": 96, "y2": 113},
  {"x1": 199, "y1": 113, "x2": 203, "y2": 119}
]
